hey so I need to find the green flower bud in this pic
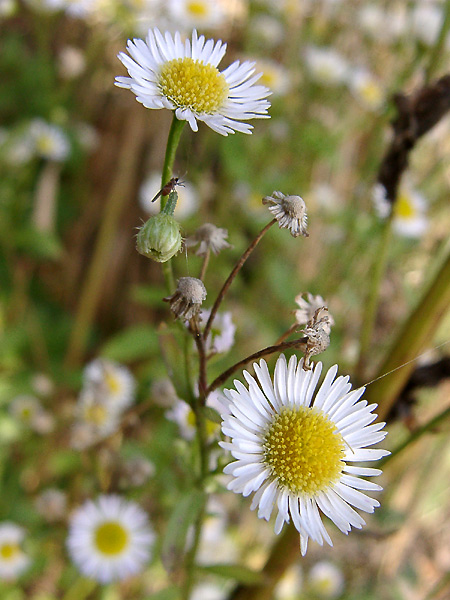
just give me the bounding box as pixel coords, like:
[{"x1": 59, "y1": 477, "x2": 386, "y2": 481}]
[{"x1": 136, "y1": 213, "x2": 182, "y2": 262}]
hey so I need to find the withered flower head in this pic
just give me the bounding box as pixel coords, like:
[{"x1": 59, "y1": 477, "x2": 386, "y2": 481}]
[
  {"x1": 263, "y1": 191, "x2": 308, "y2": 238},
  {"x1": 164, "y1": 277, "x2": 207, "y2": 321},
  {"x1": 185, "y1": 223, "x2": 232, "y2": 256}
]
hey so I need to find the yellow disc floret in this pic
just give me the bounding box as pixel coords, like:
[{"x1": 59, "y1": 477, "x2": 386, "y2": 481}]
[
  {"x1": 187, "y1": 1, "x2": 209, "y2": 17},
  {"x1": 0, "y1": 542, "x2": 20, "y2": 561},
  {"x1": 263, "y1": 406, "x2": 345, "y2": 496},
  {"x1": 94, "y1": 521, "x2": 129, "y2": 556},
  {"x1": 395, "y1": 193, "x2": 415, "y2": 219},
  {"x1": 159, "y1": 58, "x2": 229, "y2": 114}
]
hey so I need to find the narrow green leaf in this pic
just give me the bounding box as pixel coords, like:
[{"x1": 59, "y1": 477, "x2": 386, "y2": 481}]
[
  {"x1": 161, "y1": 488, "x2": 206, "y2": 574},
  {"x1": 197, "y1": 564, "x2": 266, "y2": 585}
]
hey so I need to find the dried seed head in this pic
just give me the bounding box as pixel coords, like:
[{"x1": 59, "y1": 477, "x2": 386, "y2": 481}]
[
  {"x1": 185, "y1": 223, "x2": 232, "y2": 256},
  {"x1": 301, "y1": 308, "x2": 331, "y2": 369},
  {"x1": 164, "y1": 277, "x2": 207, "y2": 320},
  {"x1": 295, "y1": 293, "x2": 334, "y2": 334},
  {"x1": 263, "y1": 191, "x2": 308, "y2": 237}
]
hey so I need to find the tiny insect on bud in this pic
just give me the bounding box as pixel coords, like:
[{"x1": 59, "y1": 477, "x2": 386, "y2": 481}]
[
  {"x1": 136, "y1": 213, "x2": 182, "y2": 263},
  {"x1": 151, "y1": 177, "x2": 184, "y2": 203}
]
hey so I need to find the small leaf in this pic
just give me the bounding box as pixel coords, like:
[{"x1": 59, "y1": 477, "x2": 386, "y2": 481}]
[
  {"x1": 203, "y1": 406, "x2": 222, "y2": 425},
  {"x1": 161, "y1": 488, "x2": 206, "y2": 574},
  {"x1": 101, "y1": 325, "x2": 158, "y2": 362},
  {"x1": 197, "y1": 564, "x2": 266, "y2": 585}
]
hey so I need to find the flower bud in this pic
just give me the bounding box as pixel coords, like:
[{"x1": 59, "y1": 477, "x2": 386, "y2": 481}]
[{"x1": 136, "y1": 213, "x2": 182, "y2": 262}]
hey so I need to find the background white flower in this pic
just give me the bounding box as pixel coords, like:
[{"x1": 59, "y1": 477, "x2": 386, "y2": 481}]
[
  {"x1": 0, "y1": 522, "x2": 30, "y2": 580},
  {"x1": 67, "y1": 495, "x2": 154, "y2": 583}
]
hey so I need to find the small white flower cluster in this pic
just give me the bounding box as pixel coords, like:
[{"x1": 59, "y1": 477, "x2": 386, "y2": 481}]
[{"x1": 70, "y1": 358, "x2": 135, "y2": 449}]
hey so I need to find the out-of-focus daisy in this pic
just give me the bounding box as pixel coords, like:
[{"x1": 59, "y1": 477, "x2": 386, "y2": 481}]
[
  {"x1": 295, "y1": 293, "x2": 334, "y2": 334},
  {"x1": 274, "y1": 563, "x2": 303, "y2": 600},
  {"x1": 358, "y1": 4, "x2": 407, "y2": 42},
  {"x1": 166, "y1": 390, "x2": 225, "y2": 441},
  {"x1": 34, "y1": 489, "x2": 67, "y2": 522},
  {"x1": 139, "y1": 172, "x2": 198, "y2": 219},
  {"x1": 303, "y1": 46, "x2": 348, "y2": 86},
  {"x1": 220, "y1": 354, "x2": 388, "y2": 555},
  {"x1": 83, "y1": 358, "x2": 135, "y2": 412},
  {"x1": 0, "y1": 0, "x2": 17, "y2": 17},
  {"x1": 250, "y1": 14, "x2": 285, "y2": 47},
  {"x1": 308, "y1": 561, "x2": 344, "y2": 599},
  {"x1": 254, "y1": 59, "x2": 291, "y2": 98},
  {"x1": 200, "y1": 309, "x2": 236, "y2": 355},
  {"x1": 372, "y1": 181, "x2": 429, "y2": 238},
  {"x1": 75, "y1": 389, "x2": 122, "y2": 441},
  {"x1": 9, "y1": 394, "x2": 54, "y2": 434},
  {"x1": 167, "y1": 0, "x2": 225, "y2": 30},
  {"x1": 412, "y1": 4, "x2": 443, "y2": 46},
  {"x1": 185, "y1": 223, "x2": 232, "y2": 256},
  {"x1": 349, "y1": 69, "x2": 384, "y2": 111},
  {"x1": 115, "y1": 28, "x2": 271, "y2": 135},
  {"x1": 58, "y1": 46, "x2": 86, "y2": 79},
  {"x1": 67, "y1": 495, "x2": 154, "y2": 583},
  {"x1": 31, "y1": 373, "x2": 54, "y2": 397},
  {"x1": 0, "y1": 523, "x2": 30, "y2": 581},
  {"x1": 29, "y1": 119, "x2": 70, "y2": 162}
]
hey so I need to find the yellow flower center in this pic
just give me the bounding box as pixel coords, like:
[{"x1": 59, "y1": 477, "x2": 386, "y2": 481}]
[
  {"x1": 94, "y1": 521, "x2": 129, "y2": 556},
  {"x1": 159, "y1": 58, "x2": 229, "y2": 114},
  {"x1": 187, "y1": 0, "x2": 209, "y2": 17},
  {"x1": 36, "y1": 136, "x2": 55, "y2": 154},
  {"x1": 0, "y1": 542, "x2": 20, "y2": 561},
  {"x1": 187, "y1": 408, "x2": 218, "y2": 437},
  {"x1": 360, "y1": 81, "x2": 383, "y2": 106},
  {"x1": 395, "y1": 193, "x2": 416, "y2": 219},
  {"x1": 263, "y1": 406, "x2": 345, "y2": 496},
  {"x1": 104, "y1": 371, "x2": 122, "y2": 396},
  {"x1": 84, "y1": 404, "x2": 108, "y2": 426}
]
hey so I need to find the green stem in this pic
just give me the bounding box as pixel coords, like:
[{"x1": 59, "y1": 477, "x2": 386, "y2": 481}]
[
  {"x1": 160, "y1": 116, "x2": 186, "y2": 294},
  {"x1": 365, "y1": 239, "x2": 450, "y2": 420},
  {"x1": 356, "y1": 215, "x2": 393, "y2": 380},
  {"x1": 425, "y1": 1, "x2": 450, "y2": 82}
]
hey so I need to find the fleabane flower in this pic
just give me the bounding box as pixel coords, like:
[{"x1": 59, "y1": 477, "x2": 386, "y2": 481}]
[
  {"x1": 115, "y1": 28, "x2": 271, "y2": 135},
  {"x1": 67, "y1": 495, "x2": 154, "y2": 583},
  {"x1": 0, "y1": 522, "x2": 30, "y2": 580},
  {"x1": 220, "y1": 354, "x2": 388, "y2": 555}
]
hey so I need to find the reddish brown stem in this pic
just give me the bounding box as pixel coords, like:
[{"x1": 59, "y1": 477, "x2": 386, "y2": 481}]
[{"x1": 206, "y1": 337, "x2": 308, "y2": 395}]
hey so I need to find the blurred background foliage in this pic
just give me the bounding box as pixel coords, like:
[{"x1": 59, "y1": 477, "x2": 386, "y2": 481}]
[{"x1": 0, "y1": 0, "x2": 450, "y2": 598}]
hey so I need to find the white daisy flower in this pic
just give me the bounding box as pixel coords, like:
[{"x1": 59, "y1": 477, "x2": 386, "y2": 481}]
[
  {"x1": 308, "y1": 560, "x2": 344, "y2": 599},
  {"x1": 254, "y1": 59, "x2": 291, "y2": 98},
  {"x1": 303, "y1": 46, "x2": 348, "y2": 87},
  {"x1": 115, "y1": 28, "x2": 271, "y2": 135},
  {"x1": 349, "y1": 69, "x2": 384, "y2": 111},
  {"x1": 220, "y1": 354, "x2": 388, "y2": 555},
  {"x1": 0, "y1": 522, "x2": 30, "y2": 580},
  {"x1": 185, "y1": 223, "x2": 232, "y2": 256},
  {"x1": 139, "y1": 172, "x2": 198, "y2": 219},
  {"x1": 67, "y1": 495, "x2": 154, "y2": 583},
  {"x1": 76, "y1": 388, "x2": 122, "y2": 440},
  {"x1": 167, "y1": 0, "x2": 225, "y2": 30},
  {"x1": 83, "y1": 358, "x2": 135, "y2": 412},
  {"x1": 392, "y1": 184, "x2": 429, "y2": 239},
  {"x1": 28, "y1": 119, "x2": 70, "y2": 162}
]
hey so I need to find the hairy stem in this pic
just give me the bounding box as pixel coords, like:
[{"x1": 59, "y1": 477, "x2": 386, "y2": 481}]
[
  {"x1": 204, "y1": 219, "x2": 276, "y2": 341},
  {"x1": 207, "y1": 337, "x2": 308, "y2": 395}
]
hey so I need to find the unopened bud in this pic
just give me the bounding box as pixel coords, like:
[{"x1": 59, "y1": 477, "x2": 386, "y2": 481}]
[{"x1": 136, "y1": 213, "x2": 182, "y2": 262}]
